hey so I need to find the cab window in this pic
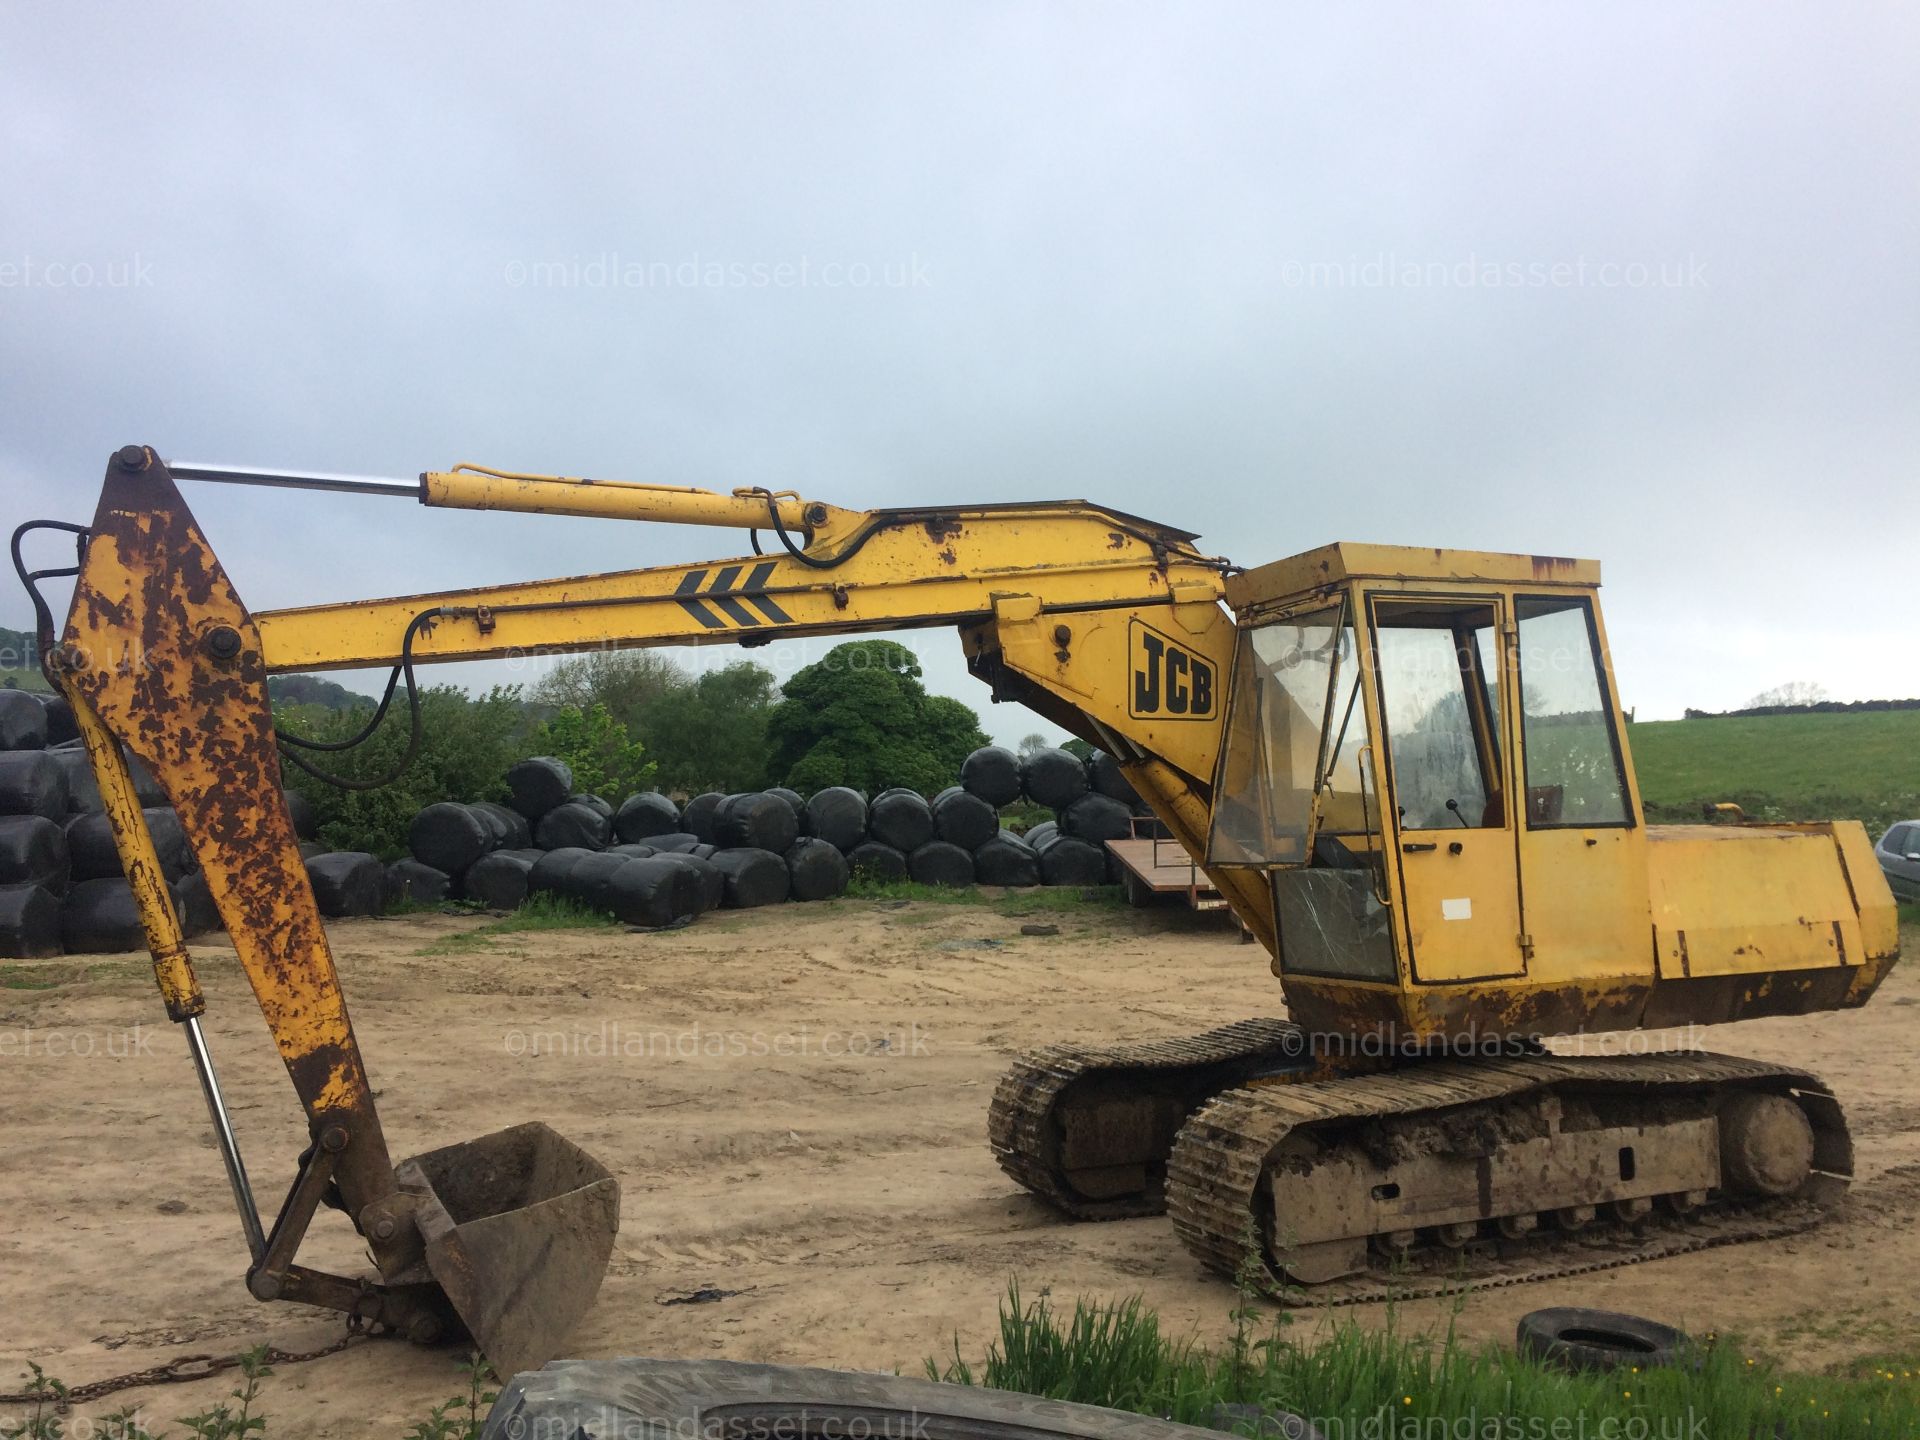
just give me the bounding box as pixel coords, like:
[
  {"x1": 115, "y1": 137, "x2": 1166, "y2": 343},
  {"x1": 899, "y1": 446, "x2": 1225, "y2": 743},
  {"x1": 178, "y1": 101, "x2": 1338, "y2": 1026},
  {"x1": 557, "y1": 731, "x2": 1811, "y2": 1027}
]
[
  {"x1": 1372, "y1": 600, "x2": 1504, "y2": 830},
  {"x1": 1514, "y1": 595, "x2": 1632, "y2": 827}
]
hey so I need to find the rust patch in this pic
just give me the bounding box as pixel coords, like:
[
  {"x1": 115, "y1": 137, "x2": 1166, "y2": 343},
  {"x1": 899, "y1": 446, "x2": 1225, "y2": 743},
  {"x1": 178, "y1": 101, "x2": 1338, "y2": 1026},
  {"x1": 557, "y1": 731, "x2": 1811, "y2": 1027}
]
[
  {"x1": 923, "y1": 516, "x2": 963, "y2": 543},
  {"x1": 1529, "y1": 554, "x2": 1581, "y2": 580}
]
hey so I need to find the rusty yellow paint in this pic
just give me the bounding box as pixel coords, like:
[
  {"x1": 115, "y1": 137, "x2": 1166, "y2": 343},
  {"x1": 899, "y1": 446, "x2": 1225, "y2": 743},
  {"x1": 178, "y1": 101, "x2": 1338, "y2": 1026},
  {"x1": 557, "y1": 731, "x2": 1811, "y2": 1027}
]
[
  {"x1": 63, "y1": 688, "x2": 205, "y2": 1021},
  {"x1": 422, "y1": 464, "x2": 861, "y2": 541},
  {"x1": 59, "y1": 451, "x2": 395, "y2": 1216}
]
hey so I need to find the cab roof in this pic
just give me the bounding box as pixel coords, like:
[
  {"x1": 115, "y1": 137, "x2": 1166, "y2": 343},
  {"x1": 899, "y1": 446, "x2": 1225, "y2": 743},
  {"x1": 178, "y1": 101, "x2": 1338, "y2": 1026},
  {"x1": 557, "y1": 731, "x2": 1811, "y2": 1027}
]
[{"x1": 1227, "y1": 542, "x2": 1600, "y2": 612}]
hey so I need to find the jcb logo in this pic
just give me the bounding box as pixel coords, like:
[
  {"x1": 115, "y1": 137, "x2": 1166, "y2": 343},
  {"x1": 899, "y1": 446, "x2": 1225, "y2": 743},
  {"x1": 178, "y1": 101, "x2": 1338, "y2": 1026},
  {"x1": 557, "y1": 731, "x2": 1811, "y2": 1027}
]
[{"x1": 1129, "y1": 620, "x2": 1215, "y2": 720}]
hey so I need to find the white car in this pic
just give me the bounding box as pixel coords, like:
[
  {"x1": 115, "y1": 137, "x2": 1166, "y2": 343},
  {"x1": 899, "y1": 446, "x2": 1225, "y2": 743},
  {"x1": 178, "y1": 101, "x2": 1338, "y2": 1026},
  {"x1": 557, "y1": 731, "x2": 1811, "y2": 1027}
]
[{"x1": 1876, "y1": 820, "x2": 1920, "y2": 903}]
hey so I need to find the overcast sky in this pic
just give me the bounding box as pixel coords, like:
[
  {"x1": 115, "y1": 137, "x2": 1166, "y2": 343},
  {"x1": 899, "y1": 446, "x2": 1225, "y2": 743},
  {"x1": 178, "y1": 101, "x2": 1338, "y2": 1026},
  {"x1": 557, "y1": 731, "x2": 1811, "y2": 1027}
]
[{"x1": 4, "y1": 3, "x2": 1915, "y2": 747}]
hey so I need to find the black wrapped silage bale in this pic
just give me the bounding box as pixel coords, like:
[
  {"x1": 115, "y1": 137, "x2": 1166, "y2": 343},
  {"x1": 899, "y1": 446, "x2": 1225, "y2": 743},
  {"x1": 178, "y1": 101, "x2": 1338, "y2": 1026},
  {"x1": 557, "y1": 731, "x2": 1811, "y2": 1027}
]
[
  {"x1": 298, "y1": 840, "x2": 329, "y2": 861},
  {"x1": 715, "y1": 792, "x2": 799, "y2": 854},
  {"x1": 802, "y1": 787, "x2": 867, "y2": 853},
  {"x1": 649, "y1": 832, "x2": 700, "y2": 853},
  {"x1": 959, "y1": 745, "x2": 1021, "y2": 808},
  {"x1": 973, "y1": 830, "x2": 1041, "y2": 887},
  {"x1": 873, "y1": 786, "x2": 920, "y2": 803},
  {"x1": 1059, "y1": 793, "x2": 1134, "y2": 845},
  {"x1": 785, "y1": 836, "x2": 850, "y2": 901},
  {"x1": 66, "y1": 807, "x2": 193, "y2": 883},
  {"x1": 868, "y1": 790, "x2": 934, "y2": 853},
  {"x1": 0, "y1": 691, "x2": 48, "y2": 750},
  {"x1": 529, "y1": 847, "x2": 595, "y2": 896},
  {"x1": 409, "y1": 803, "x2": 494, "y2": 876},
  {"x1": 908, "y1": 840, "x2": 975, "y2": 888},
  {"x1": 384, "y1": 858, "x2": 450, "y2": 907},
  {"x1": 464, "y1": 851, "x2": 535, "y2": 910},
  {"x1": 686, "y1": 842, "x2": 719, "y2": 860},
  {"x1": 0, "y1": 816, "x2": 69, "y2": 892},
  {"x1": 680, "y1": 792, "x2": 725, "y2": 844},
  {"x1": 1088, "y1": 750, "x2": 1141, "y2": 806},
  {"x1": 47, "y1": 746, "x2": 100, "y2": 814},
  {"x1": 572, "y1": 793, "x2": 613, "y2": 819},
  {"x1": 560, "y1": 852, "x2": 632, "y2": 911},
  {"x1": 931, "y1": 786, "x2": 997, "y2": 851},
  {"x1": 61, "y1": 876, "x2": 146, "y2": 952},
  {"x1": 1019, "y1": 747, "x2": 1089, "y2": 809},
  {"x1": 1035, "y1": 832, "x2": 1106, "y2": 887},
  {"x1": 284, "y1": 789, "x2": 318, "y2": 842},
  {"x1": 768, "y1": 786, "x2": 806, "y2": 824},
  {"x1": 1024, "y1": 820, "x2": 1058, "y2": 848},
  {"x1": 306, "y1": 852, "x2": 385, "y2": 918},
  {"x1": 535, "y1": 801, "x2": 611, "y2": 851},
  {"x1": 614, "y1": 791, "x2": 682, "y2": 843},
  {"x1": 40, "y1": 694, "x2": 79, "y2": 747},
  {"x1": 846, "y1": 839, "x2": 908, "y2": 881},
  {"x1": 0, "y1": 884, "x2": 62, "y2": 958},
  {"x1": 608, "y1": 843, "x2": 658, "y2": 859},
  {"x1": 0, "y1": 751, "x2": 68, "y2": 819},
  {"x1": 710, "y1": 847, "x2": 791, "y2": 908},
  {"x1": 605, "y1": 857, "x2": 703, "y2": 929},
  {"x1": 173, "y1": 871, "x2": 222, "y2": 938},
  {"x1": 505, "y1": 756, "x2": 574, "y2": 822},
  {"x1": 653, "y1": 850, "x2": 724, "y2": 913},
  {"x1": 472, "y1": 801, "x2": 533, "y2": 850}
]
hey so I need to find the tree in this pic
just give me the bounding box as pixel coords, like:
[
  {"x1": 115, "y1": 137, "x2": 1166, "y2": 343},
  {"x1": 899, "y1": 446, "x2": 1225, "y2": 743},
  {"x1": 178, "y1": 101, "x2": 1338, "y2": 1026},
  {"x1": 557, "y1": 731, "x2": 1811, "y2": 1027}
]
[
  {"x1": 278, "y1": 684, "x2": 528, "y2": 857},
  {"x1": 1745, "y1": 681, "x2": 1829, "y2": 710},
  {"x1": 1016, "y1": 732, "x2": 1049, "y2": 757},
  {"x1": 532, "y1": 650, "x2": 684, "y2": 729},
  {"x1": 767, "y1": 640, "x2": 989, "y2": 795},
  {"x1": 636, "y1": 660, "x2": 778, "y2": 795},
  {"x1": 533, "y1": 703, "x2": 656, "y2": 800}
]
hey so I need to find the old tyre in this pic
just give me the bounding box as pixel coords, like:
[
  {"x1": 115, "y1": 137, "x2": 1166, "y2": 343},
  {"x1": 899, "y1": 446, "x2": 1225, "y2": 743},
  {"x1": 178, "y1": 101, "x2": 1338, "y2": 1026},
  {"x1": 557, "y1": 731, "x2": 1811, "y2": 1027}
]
[
  {"x1": 409, "y1": 802, "x2": 494, "y2": 875},
  {"x1": 784, "y1": 837, "x2": 850, "y2": 901},
  {"x1": 614, "y1": 791, "x2": 683, "y2": 843},
  {"x1": 846, "y1": 840, "x2": 908, "y2": 882},
  {"x1": 505, "y1": 756, "x2": 574, "y2": 822},
  {"x1": 802, "y1": 786, "x2": 868, "y2": 853},
  {"x1": 1515, "y1": 1308, "x2": 1687, "y2": 1373}
]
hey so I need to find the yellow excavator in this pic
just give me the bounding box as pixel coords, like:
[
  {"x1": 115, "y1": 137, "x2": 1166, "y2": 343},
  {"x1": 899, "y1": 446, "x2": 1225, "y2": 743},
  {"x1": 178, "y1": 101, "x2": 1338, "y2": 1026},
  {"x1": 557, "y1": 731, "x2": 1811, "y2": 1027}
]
[{"x1": 18, "y1": 446, "x2": 1898, "y2": 1376}]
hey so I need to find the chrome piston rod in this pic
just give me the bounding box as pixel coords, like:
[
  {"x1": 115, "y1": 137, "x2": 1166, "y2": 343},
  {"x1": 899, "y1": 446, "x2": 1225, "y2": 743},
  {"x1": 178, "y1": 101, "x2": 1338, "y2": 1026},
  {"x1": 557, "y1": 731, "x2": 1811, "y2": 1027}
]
[
  {"x1": 183, "y1": 1015, "x2": 267, "y2": 1263},
  {"x1": 168, "y1": 461, "x2": 422, "y2": 499}
]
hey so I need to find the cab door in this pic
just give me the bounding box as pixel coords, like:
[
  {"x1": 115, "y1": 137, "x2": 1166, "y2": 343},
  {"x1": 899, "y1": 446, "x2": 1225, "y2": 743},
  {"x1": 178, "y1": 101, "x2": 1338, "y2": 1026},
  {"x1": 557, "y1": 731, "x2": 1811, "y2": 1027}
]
[{"x1": 1371, "y1": 596, "x2": 1527, "y2": 983}]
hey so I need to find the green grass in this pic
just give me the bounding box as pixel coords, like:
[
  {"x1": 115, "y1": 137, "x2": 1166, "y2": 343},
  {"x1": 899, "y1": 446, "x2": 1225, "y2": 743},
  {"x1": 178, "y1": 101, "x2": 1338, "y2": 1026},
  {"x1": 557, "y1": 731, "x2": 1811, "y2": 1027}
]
[
  {"x1": 1629, "y1": 709, "x2": 1920, "y2": 835},
  {"x1": 414, "y1": 893, "x2": 617, "y2": 955},
  {"x1": 0, "y1": 670, "x2": 52, "y2": 694},
  {"x1": 930, "y1": 1286, "x2": 1920, "y2": 1440}
]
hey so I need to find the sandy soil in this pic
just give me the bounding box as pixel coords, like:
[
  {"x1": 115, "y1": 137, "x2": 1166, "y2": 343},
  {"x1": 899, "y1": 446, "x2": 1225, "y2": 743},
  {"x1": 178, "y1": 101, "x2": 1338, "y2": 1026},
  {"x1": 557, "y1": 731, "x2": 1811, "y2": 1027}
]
[{"x1": 1, "y1": 898, "x2": 1915, "y2": 1434}]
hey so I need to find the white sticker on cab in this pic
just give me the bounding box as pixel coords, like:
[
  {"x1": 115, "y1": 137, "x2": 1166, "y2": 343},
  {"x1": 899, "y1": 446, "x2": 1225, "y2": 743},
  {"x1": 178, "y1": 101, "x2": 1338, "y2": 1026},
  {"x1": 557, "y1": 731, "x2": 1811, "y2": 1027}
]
[{"x1": 1441, "y1": 897, "x2": 1473, "y2": 921}]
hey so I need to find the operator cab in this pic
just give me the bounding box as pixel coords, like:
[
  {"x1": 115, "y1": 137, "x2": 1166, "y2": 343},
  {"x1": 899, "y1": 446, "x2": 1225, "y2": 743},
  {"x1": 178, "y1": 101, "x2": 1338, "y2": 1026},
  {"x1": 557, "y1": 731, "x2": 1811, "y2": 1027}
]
[{"x1": 1207, "y1": 544, "x2": 1647, "y2": 1041}]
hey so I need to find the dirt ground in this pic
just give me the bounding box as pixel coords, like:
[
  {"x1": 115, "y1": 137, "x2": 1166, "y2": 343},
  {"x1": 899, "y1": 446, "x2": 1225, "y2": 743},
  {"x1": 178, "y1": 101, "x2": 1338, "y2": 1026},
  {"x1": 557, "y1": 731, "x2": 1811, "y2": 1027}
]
[{"x1": 2, "y1": 897, "x2": 1916, "y2": 1435}]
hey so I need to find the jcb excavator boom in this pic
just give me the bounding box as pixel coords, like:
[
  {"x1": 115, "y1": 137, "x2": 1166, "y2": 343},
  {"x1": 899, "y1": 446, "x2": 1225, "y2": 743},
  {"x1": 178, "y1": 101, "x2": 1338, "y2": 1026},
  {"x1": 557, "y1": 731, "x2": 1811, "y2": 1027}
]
[{"x1": 20, "y1": 444, "x2": 1898, "y2": 1370}]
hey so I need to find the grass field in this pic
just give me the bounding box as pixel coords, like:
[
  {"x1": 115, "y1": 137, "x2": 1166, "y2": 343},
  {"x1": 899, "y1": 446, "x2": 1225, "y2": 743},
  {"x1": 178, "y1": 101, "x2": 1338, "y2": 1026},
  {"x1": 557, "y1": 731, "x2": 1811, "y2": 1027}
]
[{"x1": 1627, "y1": 709, "x2": 1920, "y2": 836}]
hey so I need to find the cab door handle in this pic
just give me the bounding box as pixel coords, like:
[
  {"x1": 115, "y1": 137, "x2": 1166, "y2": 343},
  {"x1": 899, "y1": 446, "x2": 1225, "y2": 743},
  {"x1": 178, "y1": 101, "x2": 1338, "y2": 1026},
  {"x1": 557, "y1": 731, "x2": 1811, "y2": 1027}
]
[{"x1": 1401, "y1": 841, "x2": 1437, "y2": 853}]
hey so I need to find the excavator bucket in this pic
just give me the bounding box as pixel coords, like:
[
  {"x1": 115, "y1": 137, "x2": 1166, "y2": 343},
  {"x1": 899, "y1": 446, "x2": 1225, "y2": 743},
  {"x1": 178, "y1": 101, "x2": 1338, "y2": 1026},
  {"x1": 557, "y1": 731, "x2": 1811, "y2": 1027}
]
[{"x1": 394, "y1": 1122, "x2": 620, "y2": 1382}]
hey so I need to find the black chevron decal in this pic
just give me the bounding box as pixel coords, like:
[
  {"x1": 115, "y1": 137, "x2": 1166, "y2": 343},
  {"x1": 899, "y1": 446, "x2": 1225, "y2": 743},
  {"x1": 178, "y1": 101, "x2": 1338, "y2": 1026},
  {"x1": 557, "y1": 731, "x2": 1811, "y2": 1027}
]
[{"x1": 672, "y1": 562, "x2": 793, "y2": 628}]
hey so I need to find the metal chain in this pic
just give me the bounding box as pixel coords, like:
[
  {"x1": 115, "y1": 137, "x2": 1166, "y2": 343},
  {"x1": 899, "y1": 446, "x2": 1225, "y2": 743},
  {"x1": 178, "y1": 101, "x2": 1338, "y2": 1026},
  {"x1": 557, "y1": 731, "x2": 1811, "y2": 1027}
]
[{"x1": 0, "y1": 1329, "x2": 380, "y2": 1412}]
